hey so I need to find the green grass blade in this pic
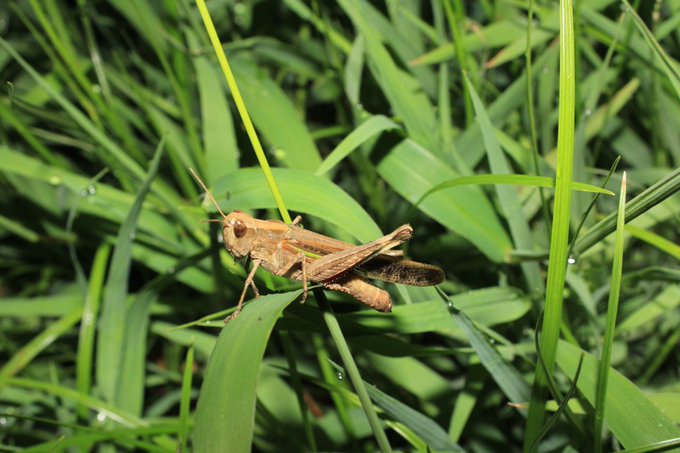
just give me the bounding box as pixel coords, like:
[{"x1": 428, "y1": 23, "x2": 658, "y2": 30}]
[
  {"x1": 438, "y1": 288, "x2": 531, "y2": 406},
  {"x1": 96, "y1": 141, "x2": 164, "y2": 406},
  {"x1": 0, "y1": 307, "x2": 82, "y2": 381},
  {"x1": 76, "y1": 243, "x2": 111, "y2": 419},
  {"x1": 315, "y1": 115, "x2": 400, "y2": 176},
  {"x1": 378, "y1": 140, "x2": 511, "y2": 262},
  {"x1": 211, "y1": 167, "x2": 381, "y2": 242},
  {"x1": 338, "y1": 0, "x2": 439, "y2": 155},
  {"x1": 524, "y1": 0, "x2": 577, "y2": 448},
  {"x1": 231, "y1": 56, "x2": 321, "y2": 172},
  {"x1": 315, "y1": 289, "x2": 392, "y2": 453},
  {"x1": 2, "y1": 378, "x2": 147, "y2": 427},
  {"x1": 466, "y1": 74, "x2": 542, "y2": 292},
  {"x1": 557, "y1": 341, "x2": 680, "y2": 449},
  {"x1": 188, "y1": 29, "x2": 239, "y2": 184},
  {"x1": 416, "y1": 174, "x2": 613, "y2": 209},
  {"x1": 179, "y1": 344, "x2": 195, "y2": 452},
  {"x1": 621, "y1": 0, "x2": 680, "y2": 98},
  {"x1": 195, "y1": 0, "x2": 292, "y2": 223},
  {"x1": 0, "y1": 212, "x2": 41, "y2": 243},
  {"x1": 574, "y1": 167, "x2": 680, "y2": 255},
  {"x1": 365, "y1": 383, "x2": 464, "y2": 452},
  {"x1": 593, "y1": 172, "x2": 627, "y2": 452},
  {"x1": 193, "y1": 291, "x2": 301, "y2": 452},
  {"x1": 625, "y1": 224, "x2": 680, "y2": 261}
]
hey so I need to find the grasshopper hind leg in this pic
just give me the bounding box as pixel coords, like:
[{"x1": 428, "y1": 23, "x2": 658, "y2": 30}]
[{"x1": 324, "y1": 275, "x2": 392, "y2": 312}]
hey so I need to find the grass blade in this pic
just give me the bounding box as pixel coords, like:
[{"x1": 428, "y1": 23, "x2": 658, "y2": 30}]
[
  {"x1": 524, "y1": 0, "x2": 577, "y2": 448},
  {"x1": 193, "y1": 291, "x2": 301, "y2": 452},
  {"x1": 96, "y1": 141, "x2": 165, "y2": 406},
  {"x1": 593, "y1": 173, "x2": 627, "y2": 452}
]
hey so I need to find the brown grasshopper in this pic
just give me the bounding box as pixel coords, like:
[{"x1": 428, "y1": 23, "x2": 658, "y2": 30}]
[{"x1": 190, "y1": 169, "x2": 444, "y2": 321}]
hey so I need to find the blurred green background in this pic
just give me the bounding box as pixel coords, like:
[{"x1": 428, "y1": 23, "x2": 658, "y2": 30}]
[{"x1": 1, "y1": 1, "x2": 679, "y2": 451}]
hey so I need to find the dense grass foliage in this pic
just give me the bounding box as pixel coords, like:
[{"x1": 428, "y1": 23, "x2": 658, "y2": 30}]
[{"x1": 1, "y1": 1, "x2": 679, "y2": 451}]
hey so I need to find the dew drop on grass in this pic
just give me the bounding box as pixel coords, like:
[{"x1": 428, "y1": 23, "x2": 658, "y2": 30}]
[
  {"x1": 128, "y1": 232, "x2": 136, "y2": 240},
  {"x1": 273, "y1": 147, "x2": 286, "y2": 161},
  {"x1": 96, "y1": 412, "x2": 107, "y2": 423},
  {"x1": 567, "y1": 256, "x2": 577, "y2": 265},
  {"x1": 0, "y1": 417, "x2": 6, "y2": 426},
  {"x1": 336, "y1": 372, "x2": 343, "y2": 380},
  {"x1": 49, "y1": 175, "x2": 62, "y2": 185},
  {"x1": 87, "y1": 184, "x2": 97, "y2": 196}
]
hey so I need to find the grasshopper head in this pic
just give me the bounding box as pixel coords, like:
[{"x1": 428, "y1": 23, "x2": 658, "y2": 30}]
[{"x1": 223, "y1": 211, "x2": 257, "y2": 258}]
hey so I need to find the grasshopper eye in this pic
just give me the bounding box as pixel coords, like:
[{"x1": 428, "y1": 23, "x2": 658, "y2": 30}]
[{"x1": 233, "y1": 221, "x2": 247, "y2": 238}]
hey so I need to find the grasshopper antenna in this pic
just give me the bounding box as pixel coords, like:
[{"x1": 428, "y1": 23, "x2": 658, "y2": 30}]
[{"x1": 189, "y1": 168, "x2": 228, "y2": 219}]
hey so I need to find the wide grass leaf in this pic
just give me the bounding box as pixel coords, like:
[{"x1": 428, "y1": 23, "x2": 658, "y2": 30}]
[
  {"x1": 231, "y1": 56, "x2": 321, "y2": 171},
  {"x1": 338, "y1": 0, "x2": 439, "y2": 155},
  {"x1": 377, "y1": 139, "x2": 511, "y2": 262},
  {"x1": 193, "y1": 290, "x2": 301, "y2": 452},
  {"x1": 556, "y1": 341, "x2": 680, "y2": 449},
  {"x1": 211, "y1": 167, "x2": 382, "y2": 242}
]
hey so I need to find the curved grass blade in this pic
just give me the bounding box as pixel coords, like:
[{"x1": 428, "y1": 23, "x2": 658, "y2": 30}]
[
  {"x1": 212, "y1": 167, "x2": 382, "y2": 242},
  {"x1": 315, "y1": 115, "x2": 400, "y2": 176},
  {"x1": 436, "y1": 288, "x2": 530, "y2": 406},
  {"x1": 378, "y1": 140, "x2": 511, "y2": 262},
  {"x1": 574, "y1": 167, "x2": 680, "y2": 255},
  {"x1": 414, "y1": 174, "x2": 614, "y2": 209},
  {"x1": 365, "y1": 383, "x2": 464, "y2": 452},
  {"x1": 193, "y1": 291, "x2": 301, "y2": 452}
]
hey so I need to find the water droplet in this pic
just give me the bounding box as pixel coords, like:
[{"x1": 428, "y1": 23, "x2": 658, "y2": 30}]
[
  {"x1": 0, "y1": 417, "x2": 6, "y2": 426},
  {"x1": 273, "y1": 148, "x2": 287, "y2": 160},
  {"x1": 49, "y1": 175, "x2": 62, "y2": 185},
  {"x1": 167, "y1": 266, "x2": 175, "y2": 274},
  {"x1": 91, "y1": 84, "x2": 101, "y2": 94},
  {"x1": 87, "y1": 184, "x2": 97, "y2": 196},
  {"x1": 542, "y1": 67, "x2": 550, "y2": 74},
  {"x1": 489, "y1": 338, "x2": 496, "y2": 345},
  {"x1": 96, "y1": 412, "x2": 107, "y2": 422},
  {"x1": 336, "y1": 372, "x2": 343, "y2": 380},
  {"x1": 584, "y1": 108, "x2": 592, "y2": 117},
  {"x1": 567, "y1": 257, "x2": 576, "y2": 265},
  {"x1": 128, "y1": 232, "x2": 136, "y2": 240},
  {"x1": 83, "y1": 313, "x2": 94, "y2": 325},
  {"x1": 79, "y1": 189, "x2": 88, "y2": 197}
]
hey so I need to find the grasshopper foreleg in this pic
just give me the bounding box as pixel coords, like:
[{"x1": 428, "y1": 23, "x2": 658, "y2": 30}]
[{"x1": 226, "y1": 258, "x2": 262, "y2": 323}]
